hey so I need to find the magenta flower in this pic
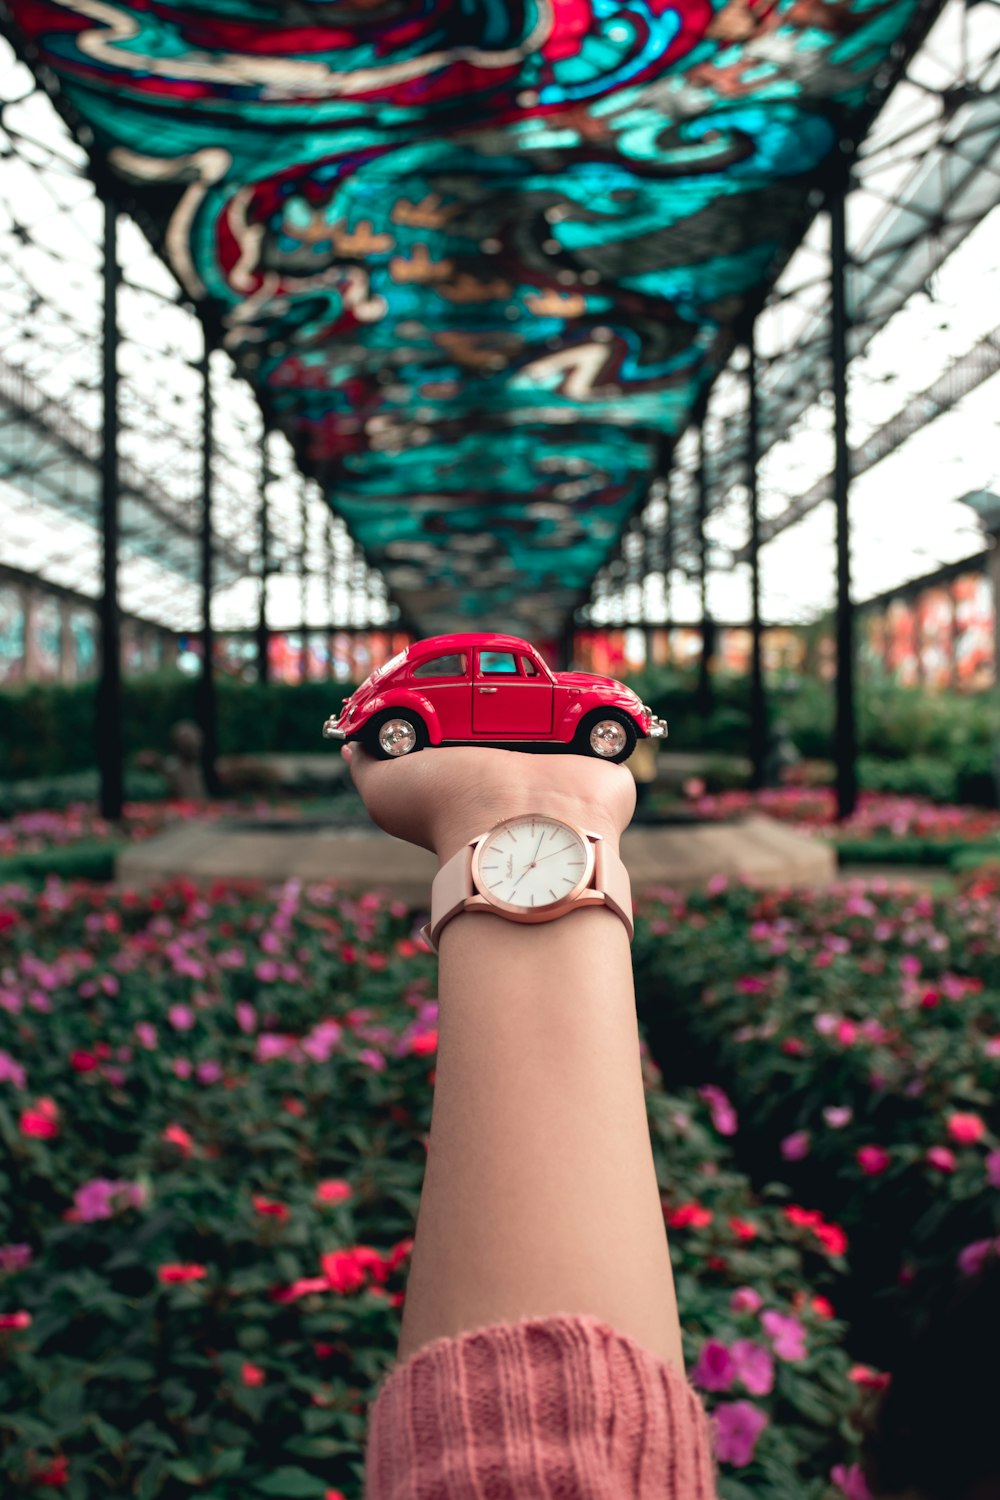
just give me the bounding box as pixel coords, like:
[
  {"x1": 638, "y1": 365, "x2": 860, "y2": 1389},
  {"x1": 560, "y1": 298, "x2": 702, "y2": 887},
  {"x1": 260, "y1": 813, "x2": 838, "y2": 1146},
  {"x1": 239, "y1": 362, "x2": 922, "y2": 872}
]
[
  {"x1": 0, "y1": 1050, "x2": 26, "y2": 1090},
  {"x1": 358, "y1": 1047, "x2": 387, "y2": 1072},
  {"x1": 256, "y1": 1033, "x2": 296, "y2": 1063},
  {"x1": 857, "y1": 1145, "x2": 891, "y2": 1176},
  {"x1": 301, "y1": 1020, "x2": 343, "y2": 1064},
  {"x1": 0, "y1": 1243, "x2": 32, "y2": 1273},
  {"x1": 167, "y1": 1004, "x2": 195, "y2": 1032},
  {"x1": 926, "y1": 1146, "x2": 957, "y2": 1173},
  {"x1": 730, "y1": 1339, "x2": 774, "y2": 1396},
  {"x1": 196, "y1": 1061, "x2": 222, "y2": 1085},
  {"x1": 831, "y1": 1462, "x2": 873, "y2": 1499},
  {"x1": 781, "y1": 1130, "x2": 811, "y2": 1161},
  {"x1": 255, "y1": 960, "x2": 281, "y2": 983},
  {"x1": 985, "y1": 1152, "x2": 1000, "y2": 1189},
  {"x1": 823, "y1": 1106, "x2": 853, "y2": 1129},
  {"x1": 712, "y1": 1400, "x2": 769, "y2": 1466},
  {"x1": 730, "y1": 1286, "x2": 763, "y2": 1315},
  {"x1": 134, "y1": 1022, "x2": 158, "y2": 1050},
  {"x1": 172, "y1": 1059, "x2": 192, "y2": 1080},
  {"x1": 761, "y1": 1310, "x2": 807, "y2": 1361},
  {"x1": 691, "y1": 1340, "x2": 736, "y2": 1392},
  {"x1": 698, "y1": 1085, "x2": 738, "y2": 1136},
  {"x1": 235, "y1": 1002, "x2": 257, "y2": 1034},
  {"x1": 72, "y1": 1178, "x2": 146, "y2": 1223},
  {"x1": 958, "y1": 1238, "x2": 1000, "y2": 1277}
]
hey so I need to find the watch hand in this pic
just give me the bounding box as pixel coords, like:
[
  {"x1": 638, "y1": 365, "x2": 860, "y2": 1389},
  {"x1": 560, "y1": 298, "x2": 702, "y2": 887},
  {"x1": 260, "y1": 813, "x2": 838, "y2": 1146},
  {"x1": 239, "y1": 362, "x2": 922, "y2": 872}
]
[
  {"x1": 508, "y1": 832, "x2": 548, "y2": 895},
  {"x1": 532, "y1": 843, "x2": 578, "y2": 864}
]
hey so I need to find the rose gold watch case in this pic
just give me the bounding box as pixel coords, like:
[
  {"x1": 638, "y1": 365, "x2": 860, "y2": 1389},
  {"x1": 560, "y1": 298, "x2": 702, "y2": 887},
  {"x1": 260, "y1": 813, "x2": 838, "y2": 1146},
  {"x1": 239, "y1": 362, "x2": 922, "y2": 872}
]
[{"x1": 468, "y1": 814, "x2": 598, "y2": 922}]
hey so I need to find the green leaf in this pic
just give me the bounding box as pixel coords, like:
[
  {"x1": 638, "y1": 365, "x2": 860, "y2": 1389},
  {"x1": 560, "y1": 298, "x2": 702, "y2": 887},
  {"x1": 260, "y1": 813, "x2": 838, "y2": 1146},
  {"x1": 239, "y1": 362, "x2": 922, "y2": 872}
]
[
  {"x1": 253, "y1": 1467, "x2": 330, "y2": 1497},
  {"x1": 136, "y1": 1455, "x2": 167, "y2": 1500}
]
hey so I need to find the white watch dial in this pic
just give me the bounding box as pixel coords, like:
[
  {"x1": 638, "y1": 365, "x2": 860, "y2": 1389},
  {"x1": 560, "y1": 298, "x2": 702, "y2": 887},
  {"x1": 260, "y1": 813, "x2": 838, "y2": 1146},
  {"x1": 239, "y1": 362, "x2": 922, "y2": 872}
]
[{"x1": 475, "y1": 816, "x2": 590, "y2": 911}]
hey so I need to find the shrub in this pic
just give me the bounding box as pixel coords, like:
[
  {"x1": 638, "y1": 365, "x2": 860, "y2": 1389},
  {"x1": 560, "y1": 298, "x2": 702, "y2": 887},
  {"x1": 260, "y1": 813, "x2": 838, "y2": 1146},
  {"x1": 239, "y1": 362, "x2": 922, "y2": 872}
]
[{"x1": 0, "y1": 877, "x2": 873, "y2": 1499}]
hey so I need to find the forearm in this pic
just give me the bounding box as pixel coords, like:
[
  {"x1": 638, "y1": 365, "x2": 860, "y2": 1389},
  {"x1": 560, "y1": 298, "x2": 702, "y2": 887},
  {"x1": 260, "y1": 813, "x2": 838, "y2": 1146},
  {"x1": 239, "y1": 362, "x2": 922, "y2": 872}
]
[{"x1": 395, "y1": 893, "x2": 684, "y2": 1373}]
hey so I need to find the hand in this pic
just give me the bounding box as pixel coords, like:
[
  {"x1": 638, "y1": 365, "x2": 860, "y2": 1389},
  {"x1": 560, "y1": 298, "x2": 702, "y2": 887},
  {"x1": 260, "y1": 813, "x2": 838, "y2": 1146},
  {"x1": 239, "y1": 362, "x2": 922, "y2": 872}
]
[{"x1": 342, "y1": 744, "x2": 636, "y2": 865}]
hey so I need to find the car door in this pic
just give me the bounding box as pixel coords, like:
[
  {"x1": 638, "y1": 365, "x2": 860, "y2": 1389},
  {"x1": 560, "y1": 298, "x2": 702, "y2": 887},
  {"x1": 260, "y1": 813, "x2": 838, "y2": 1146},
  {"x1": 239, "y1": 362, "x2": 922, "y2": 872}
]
[
  {"x1": 408, "y1": 651, "x2": 471, "y2": 737},
  {"x1": 472, "y1": 649, "x2": 553, "y2": 736}
]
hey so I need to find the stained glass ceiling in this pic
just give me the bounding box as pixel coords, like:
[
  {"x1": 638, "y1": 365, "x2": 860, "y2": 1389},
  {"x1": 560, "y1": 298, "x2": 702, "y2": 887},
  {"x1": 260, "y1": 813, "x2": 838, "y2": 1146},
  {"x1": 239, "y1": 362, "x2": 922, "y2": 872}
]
[{"x1": 0, "y1": 0, "x2": 942, "y2": 638}]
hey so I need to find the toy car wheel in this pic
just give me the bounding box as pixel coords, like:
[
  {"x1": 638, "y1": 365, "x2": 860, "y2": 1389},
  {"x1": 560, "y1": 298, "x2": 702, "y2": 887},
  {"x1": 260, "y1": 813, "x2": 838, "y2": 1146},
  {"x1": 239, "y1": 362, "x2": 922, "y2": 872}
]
[
  {"x1": 365, "y1": 710, "x2": 428, "y2": 760},
  {"x1": 577, "y1": 710, "x2": 637, "y2": 764}
]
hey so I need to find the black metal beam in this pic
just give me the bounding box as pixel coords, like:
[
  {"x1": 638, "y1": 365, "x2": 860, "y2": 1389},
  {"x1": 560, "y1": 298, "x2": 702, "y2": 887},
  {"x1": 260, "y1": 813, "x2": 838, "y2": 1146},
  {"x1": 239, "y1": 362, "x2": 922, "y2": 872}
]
[
  {"x1": 198, "y1": 347, "x2": 221, "y2": 797},
  {"x1": 96, "y1": 197, "x2": 123, "y2": 822},
  {"x1": 256, "y1": 432, "x2": 270, "y2": 686},
  {"x1": 831, "y1": 185, "x2": 858, "y2": 821},
  {"x1": 695, "y1": 425, "x2": 713, "y2": 718},
  {"x1": 747, "y1": 327, "x2": 767, "y2": 790}
]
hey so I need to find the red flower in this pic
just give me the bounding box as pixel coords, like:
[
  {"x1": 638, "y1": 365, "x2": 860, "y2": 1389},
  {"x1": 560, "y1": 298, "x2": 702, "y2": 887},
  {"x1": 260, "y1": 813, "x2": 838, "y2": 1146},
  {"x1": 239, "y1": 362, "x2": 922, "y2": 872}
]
[
  {"x1": 0, "y1": 1310, "x2": 31, "y2": 1330},
  {"x1": 784, "y1": 1205, "x2": 823, "y2": 1229},
  {"x1": 811, "y1": 1295, "x2": 835, "y2": 1319},
  {"x1": 351, "y1": 1245, "x2": 390, "y2": 1285},
  {"x1": 849, "y1": 1364, "x2": 891, "y2": 1391},
  {"x1": 69, "y1": 1050, "x2": 98, "y2": 1073},
  {"x1": 781, "y1": 1038, "x2": 807, "y2": 1056},
  {"x1": 948, "y1": 1112, "x2": 986, "y2": 1146},
  {"x1": 19, "y1": 1098, "x2": 59, "y2": 1140},
  {"x1": 272, "y1": 1276, "x2": 328, "y2": 1304},
  {"x1": 326, "y1": 1490, "x2": 348, "y2": 1500},
  {"x1": 384, "y1": 1238, "x2": 415, "y2": 1272},
  {"x1": 316, "y1": 1179, "x2": 353, "y2": 1205},
  {"x1": 814, "y1": 1222, "x2": 849, "y2": 1257},
  {"x1": 30, "y1": 1456, "x2": 69, "y2": 1487},
  {"x1": 157, "y1": 1263, "x2": 207, "y2": 1285},
  {"x1": 252, "y1": 1195, "x2": 290, "y2": 1222},
  {"x1": 283, "y1": 1097, "x2": 306, "y2": 1117},
  {"x1": 666, "y1": 1202, "x2": 713, "y2": 1230},
  {"x1": 728, "y1": 1216, "x2": 759, "y2": 1242},
  {"x1": 320, "y1": 1250, "x2": 367, "y2": 1294},
  {"x1": 410, "y1": 1030, "x2": 438, "y2": 1056},
  {"x1": 240, "y1": 1361, "x2": 266, "y2": 1387},
  {"x1": 162, "y1": 1123, "x2": 195, "y2": 1156}
]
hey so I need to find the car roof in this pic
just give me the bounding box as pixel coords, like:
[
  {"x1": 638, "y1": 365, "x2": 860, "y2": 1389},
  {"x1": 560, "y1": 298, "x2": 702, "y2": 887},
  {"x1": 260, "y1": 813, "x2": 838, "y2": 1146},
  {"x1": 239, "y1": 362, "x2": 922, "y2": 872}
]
[{"x1": 406, "y1": 633, "x2": 536, "y2": 659}]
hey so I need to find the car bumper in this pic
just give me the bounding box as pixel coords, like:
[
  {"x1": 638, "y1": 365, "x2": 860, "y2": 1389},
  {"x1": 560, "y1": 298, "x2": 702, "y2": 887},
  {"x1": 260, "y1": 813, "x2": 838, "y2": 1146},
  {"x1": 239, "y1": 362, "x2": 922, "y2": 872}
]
[
  {"x1": 646, "y1": 714, "x2": 669, "y2": 739},
  {"x1": 322, "y1": 716, "x2": 347, "y2": 741}
]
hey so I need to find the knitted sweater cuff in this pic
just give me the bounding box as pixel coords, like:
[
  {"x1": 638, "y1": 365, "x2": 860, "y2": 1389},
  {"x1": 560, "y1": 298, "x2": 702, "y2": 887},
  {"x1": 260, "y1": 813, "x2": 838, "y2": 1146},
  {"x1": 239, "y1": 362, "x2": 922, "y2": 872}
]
[{"x1": 364, "y1": 1312, "x2": 718, "y2": 1499}]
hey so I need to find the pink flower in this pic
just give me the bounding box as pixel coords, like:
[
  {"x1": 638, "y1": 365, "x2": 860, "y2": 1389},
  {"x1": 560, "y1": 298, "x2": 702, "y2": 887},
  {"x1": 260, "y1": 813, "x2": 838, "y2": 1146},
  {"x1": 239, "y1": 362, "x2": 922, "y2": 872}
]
[
  {"x1": 823, "y1": 1106, "x2": 853, "y2": 1129},
  {"x1": 761, "y1": 1310, "x2": 807, "y2": 1361},
  {"x1": 730, "y1": 1286, "x2": 763, "y2": 1315},
  {"x1": 698, "y1": 1085, "x2": 738, "y2": 1136},
  {"x1": 0, "y1": 1243, "x2": 31, "y2": 1273},
  {"x1": 835, "y1": 1019, "x2": 858, "y2": 1046},
  {"x1": 831, "y1": 1462, "x2": 873, "y2": 1499},
  {"x1": 172, "y1": 1059, "x2": 192, "y2": 1080},
  {"x1": 985, "y1": 1151, "x2": 1000, "y2": 1189},
  {"x1": 0, "y1": 1310, "x2": 31, "y2": 1330},
  {"x1": 0, "y1": 1050, "x2": 26, "y2": 1090},
  {"x1": 691, "y1": 1340, "x2": 736, "y2": 1392},
  {"x1": 241, "y1": 1361, "x2": 266, "y2": 1387},
  {"x1": 926, "y1": 1146, "x2": 957, "y2": 1173},
  {"x1": 814, "y1": 1013, "x2": 839, "y2": 1036},
  {"x1": 134, "y1": 1022, "x2": 158, "y2": 1050},
  {"x1": 167, "y1": 1004, "x2": 195, "y2": 1032},
  {"x1": 730, "y1": 1339, "x2": 774, "y2": 1396},
  {"x1": 19, "y1": 1098, "x2": 58, "y2": 1140},
  {"x1": 301, "y1": 1020, "x2": 343, "y2": 1064},
  {"x1": 235, "y1": 1002, "x2": 257, "y2": 1034},
  {"x1": 196, "y1": 1061, "x2": 222, "y2": 1085},
  {"x1": 316, "y1": 1179, "x2": 353, "y2": 1205},
  {"x1": 157, "y1": 1262, "x2": 207, "y2": 1285},
  {"x1": 712, "y1": 1400, "x2": 769, "y2": 1467},
  {"x1": 256, "y1": 1033, "x2": 296, "y2": 1063},
  {"x1": 162, "y1": 1123, "x2": 195, "y2": 1156},
  {"x1": 358, "y1": 1047, "x2": 386, "y2": 1072},
  {"x1": 781, "y1": 1130, "x2": 811, "y2": 1161},
  {"x1": 947, "y1": 1112, "x2": 986, "y2": 1145},
  {"x1": 70, "y1": 1178, "x2": 145, "y2": 1223},
  {"x1": 857, "y1": 1145, "x2": 891, "y2": 1176},
  {"x1": 735, "y1": 976, "x2": 767, "y2": 994},
  {"x1": 958, "y1": 1238, "x2": 1000, "y2": 1277},
  {"x1": 255, "y1": 960, "x2": 281, "y2": 983}
]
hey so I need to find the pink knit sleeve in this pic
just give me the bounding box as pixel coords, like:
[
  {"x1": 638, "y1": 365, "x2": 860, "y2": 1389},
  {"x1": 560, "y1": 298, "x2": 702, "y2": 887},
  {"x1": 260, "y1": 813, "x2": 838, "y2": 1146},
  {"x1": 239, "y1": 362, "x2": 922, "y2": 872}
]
[{"x1": 364, "y1": 1312, "x2": 719, "y2": 1499}]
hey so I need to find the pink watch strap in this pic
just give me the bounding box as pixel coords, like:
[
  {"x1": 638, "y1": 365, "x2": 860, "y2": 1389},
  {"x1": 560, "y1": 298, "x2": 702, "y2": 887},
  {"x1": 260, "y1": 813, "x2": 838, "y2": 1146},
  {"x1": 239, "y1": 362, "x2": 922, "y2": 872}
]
[{"x1": 420, "y1": 834, "x2": 634, "y2": 952}]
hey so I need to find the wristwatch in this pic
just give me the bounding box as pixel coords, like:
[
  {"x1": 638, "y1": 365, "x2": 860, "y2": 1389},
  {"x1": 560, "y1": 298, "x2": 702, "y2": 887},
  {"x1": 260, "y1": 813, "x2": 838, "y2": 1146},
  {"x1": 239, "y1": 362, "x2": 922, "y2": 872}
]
[{"x1": 420, "y1": 813, "x2": 633, "y2": 953}]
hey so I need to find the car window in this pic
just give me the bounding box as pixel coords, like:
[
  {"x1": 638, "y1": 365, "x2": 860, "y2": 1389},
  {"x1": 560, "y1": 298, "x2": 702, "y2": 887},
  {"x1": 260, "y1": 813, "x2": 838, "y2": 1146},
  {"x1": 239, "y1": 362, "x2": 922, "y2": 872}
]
[
  {"x1": 411, "y1": 653, "x2": 467, "y2": 679},
  {"x1": 519, "y1": 655, "x2": 540, "y2": 678},
  {"x1": 478, "y1": 651, "x2": 518, "y2": 675}
]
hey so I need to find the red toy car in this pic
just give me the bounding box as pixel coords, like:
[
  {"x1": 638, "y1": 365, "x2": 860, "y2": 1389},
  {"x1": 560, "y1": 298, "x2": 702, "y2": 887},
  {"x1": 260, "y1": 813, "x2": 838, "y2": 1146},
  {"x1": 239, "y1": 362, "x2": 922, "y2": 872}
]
[{"x1": 322, "y1": 633, "x2": 668, "y2": 763}]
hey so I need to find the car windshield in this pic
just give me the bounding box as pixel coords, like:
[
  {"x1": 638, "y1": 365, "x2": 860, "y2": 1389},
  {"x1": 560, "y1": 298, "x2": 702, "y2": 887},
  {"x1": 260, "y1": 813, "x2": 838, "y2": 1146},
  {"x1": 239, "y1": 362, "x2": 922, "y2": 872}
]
[{"x1": 371, "y1": 649, "x2": 408, "y2": 681}]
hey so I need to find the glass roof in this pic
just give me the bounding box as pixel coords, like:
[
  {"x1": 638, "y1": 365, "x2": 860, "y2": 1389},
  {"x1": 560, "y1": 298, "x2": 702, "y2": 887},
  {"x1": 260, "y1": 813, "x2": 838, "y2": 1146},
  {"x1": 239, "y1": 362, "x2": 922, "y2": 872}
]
[{"x1": 1, "y1": 0, "x2": 943, "y2": 638}]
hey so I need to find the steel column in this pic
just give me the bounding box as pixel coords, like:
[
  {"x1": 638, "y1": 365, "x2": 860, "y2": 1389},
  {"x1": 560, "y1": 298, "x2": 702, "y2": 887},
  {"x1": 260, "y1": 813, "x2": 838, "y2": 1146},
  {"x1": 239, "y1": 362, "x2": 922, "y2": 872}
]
[
  {"x1": 256, "y1": 432, "x2": 270, "y2": 686},
  {"x1": 747, "y1": 328, "x2": 767, "y2": 789},
  {"x1": 198, "y1": 346, "x2": 220, "y2": 797},
  {"x1": 695, "y1": 425, "x2": 713, "y2": 718},
  {"x1": 96, "y1": 197, "x2": 123, "y2": 821},
  {"x1": 831, "y1": 186, "x2": 858, "y2": 819}
]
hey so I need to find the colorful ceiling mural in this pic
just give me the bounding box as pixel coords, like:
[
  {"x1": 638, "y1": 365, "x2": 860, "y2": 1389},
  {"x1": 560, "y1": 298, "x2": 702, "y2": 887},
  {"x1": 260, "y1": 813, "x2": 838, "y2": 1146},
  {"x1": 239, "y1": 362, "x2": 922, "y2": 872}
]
[{"x1": 2, "y1": 0, "x2": 928, "y2": 635}]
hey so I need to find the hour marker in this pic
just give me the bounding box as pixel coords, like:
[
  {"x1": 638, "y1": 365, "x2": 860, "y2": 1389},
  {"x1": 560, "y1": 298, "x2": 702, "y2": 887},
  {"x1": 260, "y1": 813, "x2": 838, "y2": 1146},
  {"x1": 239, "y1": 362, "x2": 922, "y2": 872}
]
[
  {"x1": 529, "y1": 893, "x2": 535, "y2": 905},
  {"x1": 549, "y1": 888, "x2": 558, "y2": 900}
]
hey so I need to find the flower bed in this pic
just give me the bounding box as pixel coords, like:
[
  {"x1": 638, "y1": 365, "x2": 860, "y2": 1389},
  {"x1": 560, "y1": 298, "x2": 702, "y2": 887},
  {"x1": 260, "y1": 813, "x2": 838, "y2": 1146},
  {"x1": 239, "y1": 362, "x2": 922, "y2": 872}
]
[
  {"x1": 633, "y1": 877, "x2": 1000, "y2": 1366},
  {"x1": 0, "y1": 877, "x2": 874, "y2": 1498},
  {"x1": 681, "y1": 788, "x2": 1000, "y2": 846}
]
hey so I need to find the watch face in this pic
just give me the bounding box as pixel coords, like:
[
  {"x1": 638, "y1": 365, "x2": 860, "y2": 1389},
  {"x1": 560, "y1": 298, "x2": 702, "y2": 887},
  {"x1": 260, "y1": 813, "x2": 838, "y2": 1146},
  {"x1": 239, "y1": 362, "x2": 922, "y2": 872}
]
[{"x1": 472, "y1": 815, "x2": 593, "y2": 915}]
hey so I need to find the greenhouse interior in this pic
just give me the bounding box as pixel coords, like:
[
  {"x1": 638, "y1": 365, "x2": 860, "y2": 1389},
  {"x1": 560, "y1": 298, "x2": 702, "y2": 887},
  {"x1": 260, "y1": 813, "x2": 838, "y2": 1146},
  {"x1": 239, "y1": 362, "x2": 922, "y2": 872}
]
[{"x1": 1, "y1": 0, "x2": 999, "y2": 1496}]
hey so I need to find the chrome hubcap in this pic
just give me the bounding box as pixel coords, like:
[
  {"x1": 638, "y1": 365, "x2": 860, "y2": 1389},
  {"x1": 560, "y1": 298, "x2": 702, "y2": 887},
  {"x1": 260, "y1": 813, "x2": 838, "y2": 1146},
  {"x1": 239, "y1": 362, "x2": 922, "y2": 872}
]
[
  {"x1": 590, "y1": 720, "x2": 627, "y2": 757},
  {"x1": 379, "y1": 718, "x2": 417, "y2": 756}
]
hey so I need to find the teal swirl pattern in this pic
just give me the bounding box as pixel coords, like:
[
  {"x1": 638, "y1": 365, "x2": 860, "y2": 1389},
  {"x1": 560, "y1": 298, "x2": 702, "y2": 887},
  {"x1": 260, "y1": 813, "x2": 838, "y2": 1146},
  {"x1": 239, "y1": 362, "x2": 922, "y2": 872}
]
[{"x1": 5, "y1": 0, "x2": 924, "y2": 633}]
